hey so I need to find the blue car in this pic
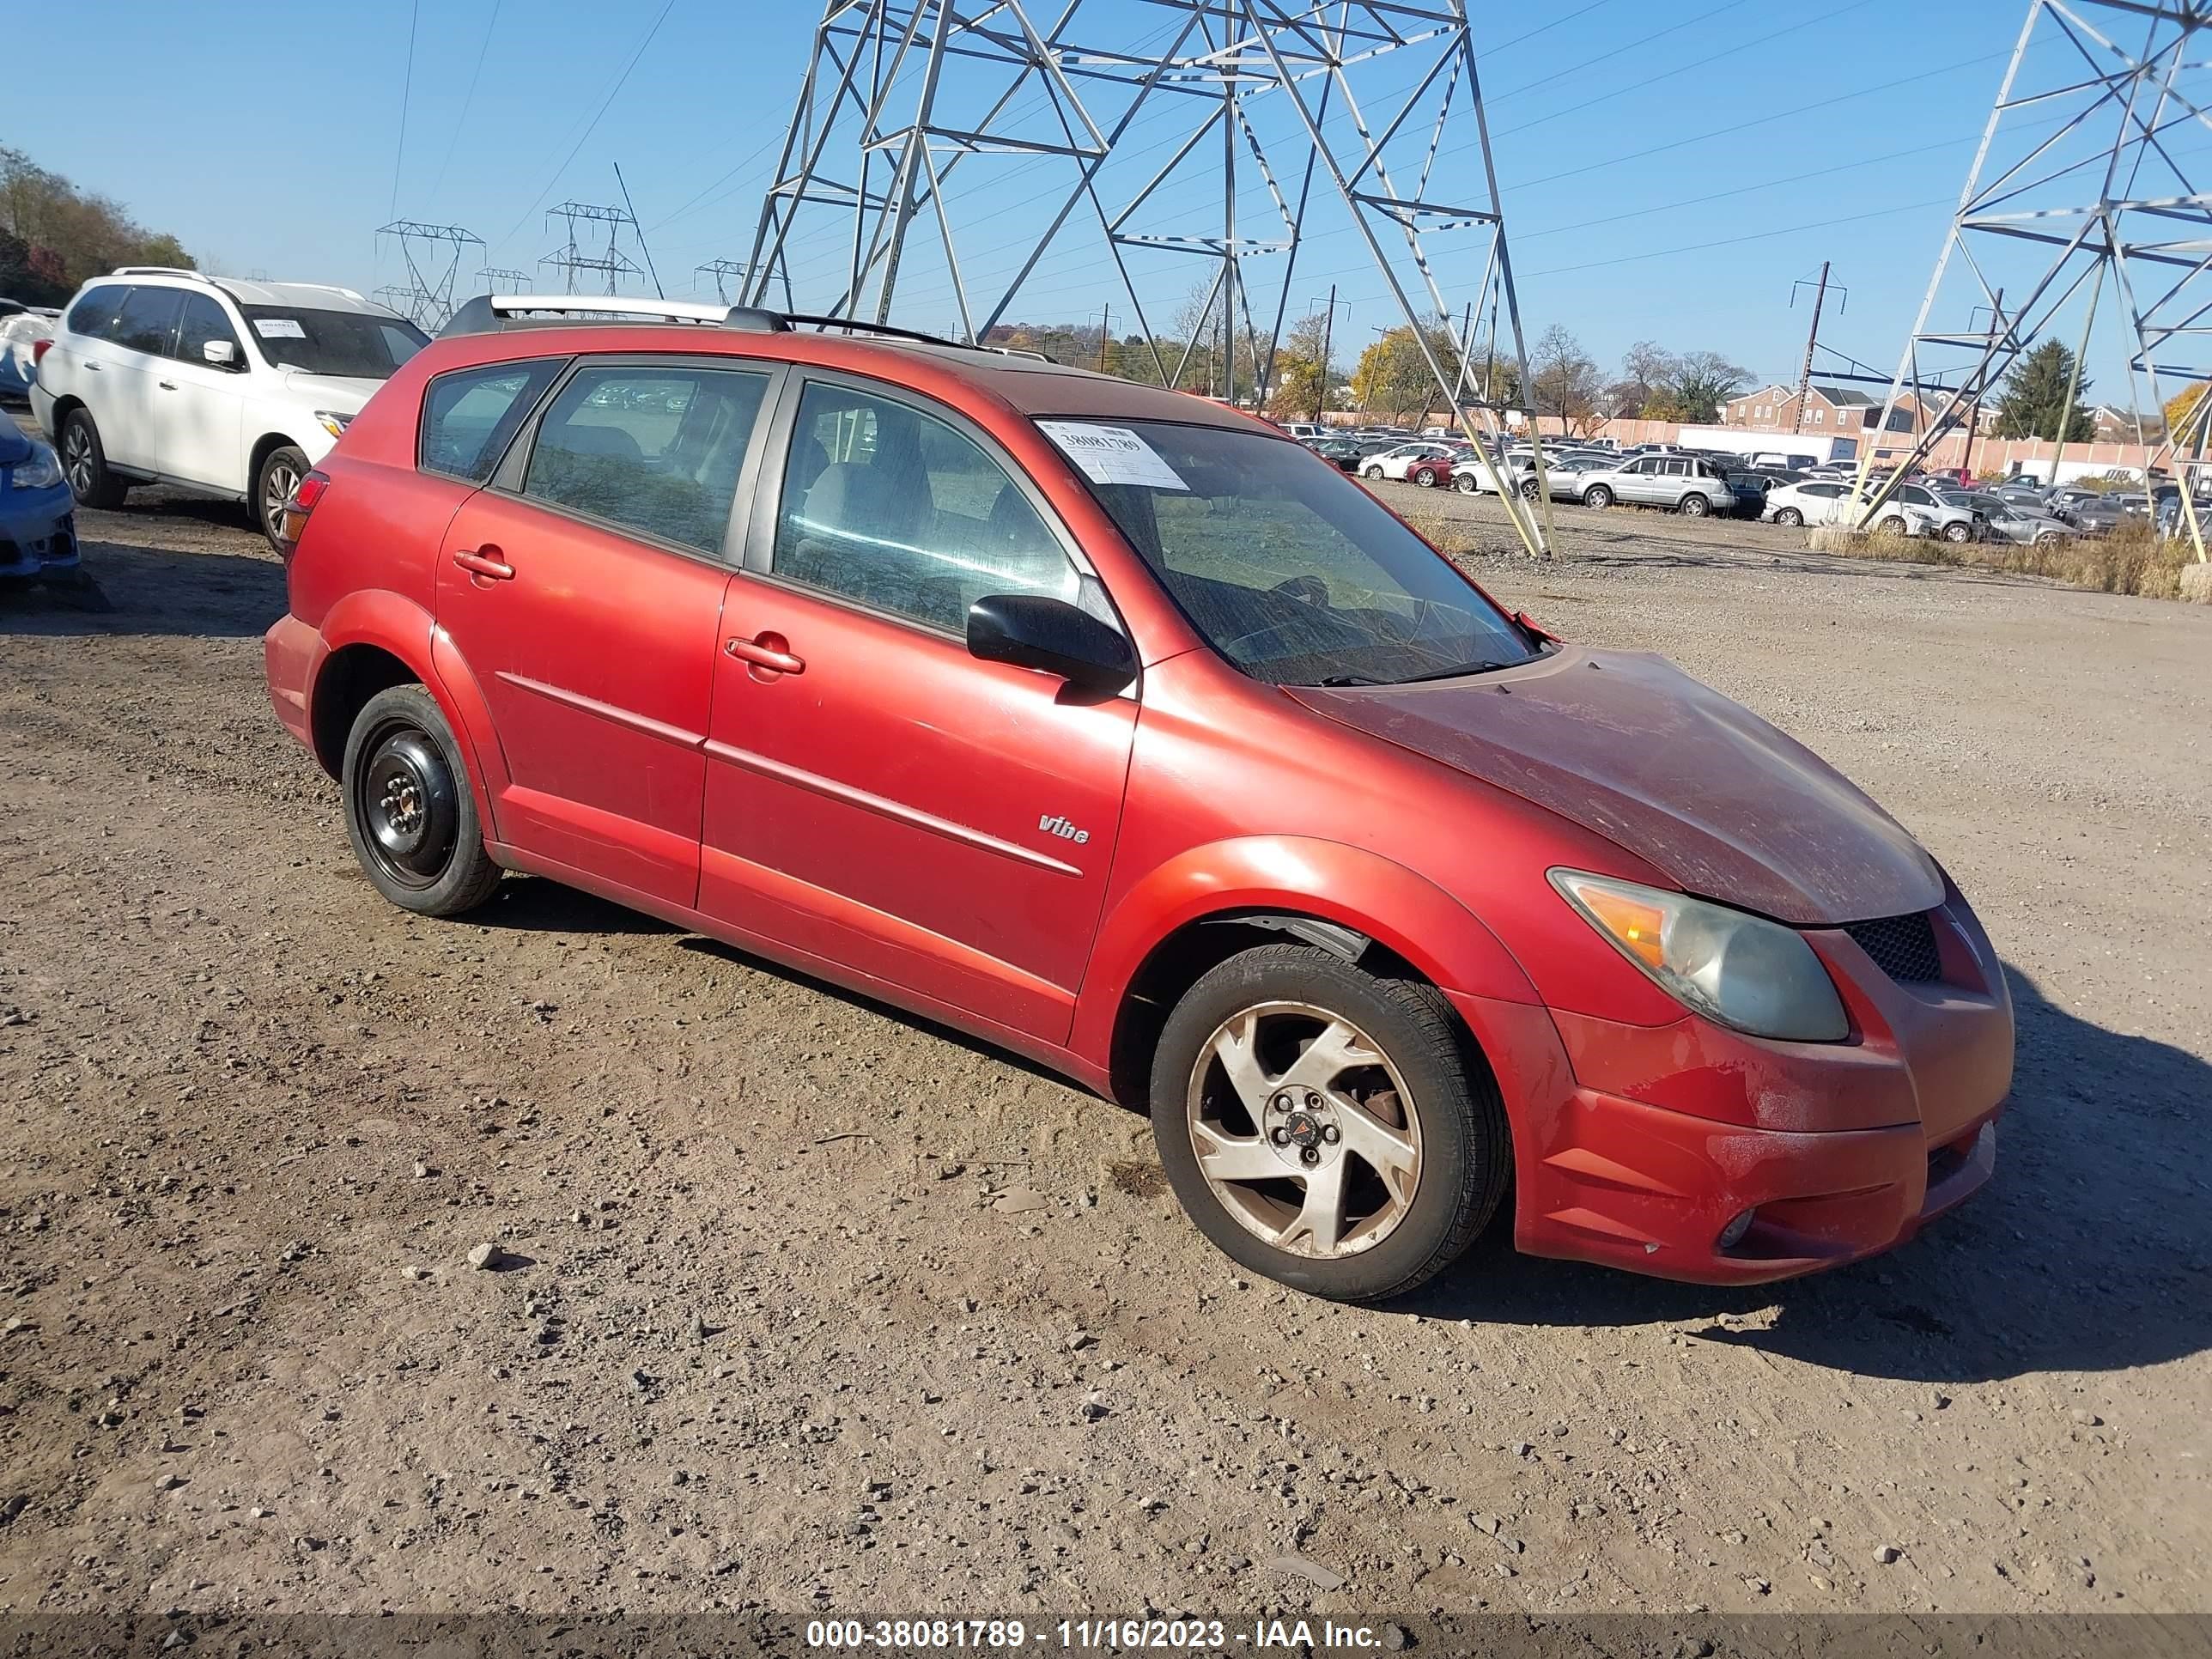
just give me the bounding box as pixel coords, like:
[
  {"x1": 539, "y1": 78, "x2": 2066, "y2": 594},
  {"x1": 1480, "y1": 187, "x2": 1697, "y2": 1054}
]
[{"x1": 0, "y1": 418, "x2": 78, "y2": 583}]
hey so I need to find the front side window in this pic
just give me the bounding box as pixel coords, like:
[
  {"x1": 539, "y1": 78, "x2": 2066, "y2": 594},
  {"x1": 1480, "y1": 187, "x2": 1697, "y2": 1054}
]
[
  {"x1": 67, "y1": 284, "x2": 130, "y2": 342},
  {"x1": 239, "y1": 305, "x2": 428, "y2": 379},
  {"x1": 773, "y1": 380, "x2": 1081, "y2": 633},
  {"x1": 1067, "y1": 420, "x2": 1540, "y2": 687},
  {"x1": 175, "y1": 293, "x2": 243, "y2": 364},
  {"x1": 112, "y1": 287, "x2": 184, "y2": 356},
  {"x1": 521, "y1": 363, "x2": 771, "y2": 554},
  {"x1": 421, "y1": 359, "x2": 564, "y2": 483}
]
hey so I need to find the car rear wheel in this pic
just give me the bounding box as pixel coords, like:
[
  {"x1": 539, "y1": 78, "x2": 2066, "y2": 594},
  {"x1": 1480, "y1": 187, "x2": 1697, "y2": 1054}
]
[
  {"x1": 1150, "y1": 944, "x2": 1510, "y2": 1303},
  {"x1": 1680, "y1": 493, "x2": 1711, "y2": 518},
  {"x1": 1582, "y1": 484, "x2": 1613, "y2": 508},
  {"x1": 255, "y1": 445, "x2": 311, "y2": 554},
  {"x1": 342, "y1": 685, "x2": 502, "y2": 917},
  {"x1": 1772, "y1": 507, "x2": 1804, "y2": 526},
  {"x1": 59, "y1": 409, "x2": 128, "y2": 509},
  {"x1": 1412, "y1": 466, "x2": 1437, "y2": 488},
  {"x1": 1519, "y1": 477, "x2": 1541, "y2": 501}
]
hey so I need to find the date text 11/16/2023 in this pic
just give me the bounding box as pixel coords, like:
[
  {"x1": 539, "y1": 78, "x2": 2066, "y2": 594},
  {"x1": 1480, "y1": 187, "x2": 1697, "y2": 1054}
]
[{"x1": 804, "y1": 1617, "x2": 1402, "y2": 1650}]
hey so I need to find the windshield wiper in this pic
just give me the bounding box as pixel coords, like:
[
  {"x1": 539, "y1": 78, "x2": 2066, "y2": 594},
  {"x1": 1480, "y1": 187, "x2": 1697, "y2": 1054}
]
[
  {"x1": 1392, "y1": 658, "x2": 1517, "y2": 684},
  {"x1": 1315, "y1": 672, "x2": 1382, "y2": 687}
]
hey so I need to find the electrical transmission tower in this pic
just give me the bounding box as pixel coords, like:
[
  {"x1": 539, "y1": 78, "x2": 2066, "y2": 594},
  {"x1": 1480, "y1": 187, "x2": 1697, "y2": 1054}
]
[
  {"x1": 694, "y1": 258, "x2": 754, "y2": 301},
  {"x1": 374, "y1": 220, "x2": 484, "y2": 329},
  {"x1": 478, "y1": 266, "x2": 532, "y2": 295},
  {"x1": 540, "y1": 201, "x2": 646, "y2": 295},
  {"x1": 1858, "y1": 0, "x2": 2212, "y2": 563},
  {"x1": 744, "y1": 0, "x2": 1557, "y2": 556}
]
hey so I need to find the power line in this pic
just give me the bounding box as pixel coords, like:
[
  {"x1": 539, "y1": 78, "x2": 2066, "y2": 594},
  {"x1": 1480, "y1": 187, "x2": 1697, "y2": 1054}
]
[
  {"x1": 428, "y1": 0, "x2": 505, "y2": 208},
  {"x1": 492, "y1": 0, "x2": 681, "y2": 255},
  {"x1": 388, "y1": 0, "x2": 421, "y2": 220}
]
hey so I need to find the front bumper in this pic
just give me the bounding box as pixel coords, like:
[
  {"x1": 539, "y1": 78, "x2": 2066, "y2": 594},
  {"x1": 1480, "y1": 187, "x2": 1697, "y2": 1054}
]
[
  {"x1": 0, "y1": 487, "x2": 78, "y2": 579},
  {"x1": 1448, "y1": 891, "x2": 2013, "y2": 1285}
]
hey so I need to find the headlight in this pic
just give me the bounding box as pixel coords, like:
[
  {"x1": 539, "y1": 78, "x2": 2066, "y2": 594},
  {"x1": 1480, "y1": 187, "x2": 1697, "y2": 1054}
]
[
  {"x1": 313, "y1": 410, "x2": 354, "y2": 441},
  {"x1": 1549, "y1": 870, "x2": 1850, "y2": 1042},
  {"x1": 8, "y1": 441, "x2": 64, "y2": 491}
]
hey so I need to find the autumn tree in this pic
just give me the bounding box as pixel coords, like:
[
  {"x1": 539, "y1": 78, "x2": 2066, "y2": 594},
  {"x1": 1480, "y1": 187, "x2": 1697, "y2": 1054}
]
[
  {"x1": 1266, "y1": 311, "x2": 1339, "y2": 421},
  {"x1": 1995, "y1": 340, "x2": 2094, "y2": 441},
  {"x1": 2162, "y1": 380, "x2": 2208, "y2": 445},
  {"x1": 1351, "y1": 322, "x2": 1463, "y2": 422},
  {"x1": 1, "y1": 147, "x2": 193, "y2": 305}
]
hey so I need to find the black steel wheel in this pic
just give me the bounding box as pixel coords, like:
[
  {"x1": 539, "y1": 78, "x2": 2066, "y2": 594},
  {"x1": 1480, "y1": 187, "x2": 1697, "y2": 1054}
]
[{"x1": 341, "y1": 685, "x2": 502, "y2": 916}]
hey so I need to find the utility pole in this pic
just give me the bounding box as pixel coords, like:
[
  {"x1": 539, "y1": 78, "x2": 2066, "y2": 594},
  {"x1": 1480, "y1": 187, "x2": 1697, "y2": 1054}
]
[
  {"x1": 1790, "y1": 263, "x2": 1844, "y2": 434},
  {"x1": 613, "y1": 163, "x2": 665, "y2": 300},
  {"x1": 1312, "y1": 286, "x2": 1349, "y2": 424},
  {"x1": 1097, "y1": 304, "x2": 1114, "y2": 374}
]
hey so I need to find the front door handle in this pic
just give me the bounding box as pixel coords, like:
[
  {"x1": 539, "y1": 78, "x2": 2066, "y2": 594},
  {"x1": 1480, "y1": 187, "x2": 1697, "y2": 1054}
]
[
  {"x1": 158, "y1": 380, "x2": 178, "y2": 391},
  {"x1": 453, "y1": 546, "x2": 515, "y2": 580},
  {"x1": 724, "y1": 633, "x2": 805, "y2": 676}
]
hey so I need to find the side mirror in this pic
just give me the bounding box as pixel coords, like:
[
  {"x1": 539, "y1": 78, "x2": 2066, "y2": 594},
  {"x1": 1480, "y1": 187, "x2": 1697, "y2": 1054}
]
[
  {"x1": 203, "y1": 339, "x2": 240, "y2": 369},
  {"x1": 967, "y1": 594, "x2": 1135, "y2": 696}
]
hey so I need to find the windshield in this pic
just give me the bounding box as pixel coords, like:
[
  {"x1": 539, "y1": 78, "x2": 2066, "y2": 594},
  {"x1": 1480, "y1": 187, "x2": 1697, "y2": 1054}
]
[
  {"x1": 1063, "y1": 419, "x2": 1540, "y2": 686},
  {"x1": 240, "y1": 305, "x2": 428, "y2": 379}
]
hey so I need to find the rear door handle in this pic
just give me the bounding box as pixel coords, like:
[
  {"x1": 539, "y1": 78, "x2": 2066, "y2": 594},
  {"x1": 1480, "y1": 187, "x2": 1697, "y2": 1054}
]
[
  {"x1": 724, "y1": 633, "x2": 805, "y2": 675},
  {"x1": 158, "y1": 380, "x2": 178, "y2": 391},
  {"x1": 453, "y1": 547, "x2": 515, "y2": 580},
  {"x1": 83, "y1": 362, "x2": 100, "y2": 372}
]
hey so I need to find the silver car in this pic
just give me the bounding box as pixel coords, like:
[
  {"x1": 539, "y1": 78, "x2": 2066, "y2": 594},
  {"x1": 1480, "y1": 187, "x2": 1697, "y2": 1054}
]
[{"x1": 1573, "y1": 453, "x2": 1738, "y2": 517}]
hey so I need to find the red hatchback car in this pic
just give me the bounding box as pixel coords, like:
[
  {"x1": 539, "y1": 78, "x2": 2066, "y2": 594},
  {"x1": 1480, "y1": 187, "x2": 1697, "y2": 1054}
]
[{"x1": 263, "y1": 295, "x2": 2013, "y2": 1303}]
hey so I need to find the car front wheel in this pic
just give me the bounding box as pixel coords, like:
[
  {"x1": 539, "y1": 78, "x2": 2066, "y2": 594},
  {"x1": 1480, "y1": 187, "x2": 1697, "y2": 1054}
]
[
  {"x1": 342, "y1": 685, "x2": 503, "y2": 917},
  {"x1": 1772, "y1": 507, "x2": 1804, "y2": 526},
  {"x1": 1582, "y1": 484, "x2": 1613, "y2": 508},
  {"x1": 1412, "y1": 466, "x2": 1437, "y2": 488},
  {"x1": 59, "y1": 409, "x2": 129, "y2": 509},
  {"x1": 1361, "y1": 465, "x2": 1385, "y2": 480},
  {"x1": 1454, "y1": 471, "x2": 1479, "y2": 494},
  {"x1": 1150, "y1": 944, "x2": 1510, "y2": 1303},
  {"x1": 1942, "y1": 520, "x2": 1972, "y2": 544},
  {"x1": 255, "y1": 445, "x2": 311, "y2": 554},
  {"x1": 1877, "y1": 516, "x2": 1910, "y2": 537}
]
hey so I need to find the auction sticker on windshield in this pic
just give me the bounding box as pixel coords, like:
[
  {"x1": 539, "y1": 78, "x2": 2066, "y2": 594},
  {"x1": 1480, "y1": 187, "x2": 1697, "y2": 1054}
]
[
  {"x1": 1036, "y1": 421, "x2": 1188, "y2": 491},
  {"x1": 253, "y1": 318, "x2": 307, "y2": 339}
]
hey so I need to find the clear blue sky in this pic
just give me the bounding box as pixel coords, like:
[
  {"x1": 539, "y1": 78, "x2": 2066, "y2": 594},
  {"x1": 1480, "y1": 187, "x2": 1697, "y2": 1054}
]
[{"x1": 12, "y1": 0, "x2": 2160, "y2": 403}]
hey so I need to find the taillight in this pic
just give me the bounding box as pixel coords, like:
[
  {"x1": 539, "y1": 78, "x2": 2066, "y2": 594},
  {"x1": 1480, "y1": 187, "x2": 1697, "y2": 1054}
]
[
  {"x1": 31, "y1": 338, "x2": 52, "y2": 366},
  {"x1": 276, "y1": 470, "x2": 330, "y2": 557}
]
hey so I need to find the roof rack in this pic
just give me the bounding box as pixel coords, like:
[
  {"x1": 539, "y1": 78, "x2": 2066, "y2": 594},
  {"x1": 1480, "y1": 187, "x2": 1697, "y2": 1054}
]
[
  {"x1": 437, "y1": 293, "x2": 1055, "y2": 361},
  {"x1": 112, "y1": 266, "x2": 210, "y2": 280}
]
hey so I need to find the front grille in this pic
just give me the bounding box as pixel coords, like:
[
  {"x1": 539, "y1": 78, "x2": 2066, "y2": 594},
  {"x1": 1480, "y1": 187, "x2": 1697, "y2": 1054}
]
[{"x1": 1844, "y1": 911, "x2": 1944, "y2": 984}]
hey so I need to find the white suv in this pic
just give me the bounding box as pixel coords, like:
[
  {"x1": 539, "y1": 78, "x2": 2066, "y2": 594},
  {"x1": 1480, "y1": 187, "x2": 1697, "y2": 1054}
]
[{"x1": 32, "y1": 268, "x2": 428, "y2": 549}]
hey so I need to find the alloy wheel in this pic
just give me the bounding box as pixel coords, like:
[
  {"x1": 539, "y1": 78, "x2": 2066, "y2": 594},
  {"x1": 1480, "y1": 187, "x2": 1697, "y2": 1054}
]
[
  {"x1": 62, "y1": 424, "x2": 94, "y2": 496},
  {"x1": 351, "y1": 720, "x2": 460, "y2": 891},
  {"x1": 262, "y1": 457, "x2": 302, "y2": 541},
  {"x1": 1184, "y1": 1000, "x2": 1422, "y2": 1260}
]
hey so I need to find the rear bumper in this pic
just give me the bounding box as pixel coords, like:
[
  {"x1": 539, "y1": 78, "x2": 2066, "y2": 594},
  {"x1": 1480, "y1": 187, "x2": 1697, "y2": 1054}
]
[
  {"x1": 1447, "y1": 890, "x2": 2013, "y2": 1285},
  {"x1": 264, "y1": 611, "x2": 321, "y2": 752}
]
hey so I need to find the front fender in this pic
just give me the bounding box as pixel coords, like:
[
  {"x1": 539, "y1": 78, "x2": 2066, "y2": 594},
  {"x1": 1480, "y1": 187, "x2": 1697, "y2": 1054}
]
[{"x1": 1069, "y1": 835, "x2": 1542, "y2": 1068}]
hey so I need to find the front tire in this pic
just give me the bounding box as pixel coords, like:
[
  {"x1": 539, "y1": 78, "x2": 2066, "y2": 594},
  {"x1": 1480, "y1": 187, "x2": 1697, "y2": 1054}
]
[
  {"x1": 1361, "y1": 465, "x2": 1385, "y2": 481},
  {"x1": 59, "y1": 409, "x2": 128, "y2": 509},
  {"x1": 255, "y1": 445, "x2": 310, "y2": 554},
  {"x1": 1412, "y1": 466, "x2": 1437, "y2": 488},
  {"x1": 1942, "y1": 520, "x2": 1972, "y2": 544},
  {"x1": 1877, "y1": 516, "x2": 1910, "y2": 537},
  {"x1": 1454, "y1": 471, "x2": 1479, "y2": 494},
  {"x1": 1150, "y1": 944, "x2": 1510, "y2": 1303},
  {"x1": 1582, "y1": 484, "x2": 1613, "y2": 508},
  {"x1": 342, "y1": 685, "x2": 502, "y2": 917},
  {"x1": 1772, "y1": 507, "x2": 1804, "y2": 527}
]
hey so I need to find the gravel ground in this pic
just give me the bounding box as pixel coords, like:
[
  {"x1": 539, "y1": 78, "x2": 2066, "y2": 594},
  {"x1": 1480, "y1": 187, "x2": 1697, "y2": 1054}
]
[{"x1": 2, "y1": 454, "x2": 2208, "y2": 1625}]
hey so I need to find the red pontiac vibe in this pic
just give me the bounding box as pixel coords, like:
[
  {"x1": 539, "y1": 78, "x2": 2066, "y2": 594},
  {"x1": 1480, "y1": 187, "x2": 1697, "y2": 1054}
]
[{"x1": 262, "y1": 295, "x2": 2014, "y2": 1303}]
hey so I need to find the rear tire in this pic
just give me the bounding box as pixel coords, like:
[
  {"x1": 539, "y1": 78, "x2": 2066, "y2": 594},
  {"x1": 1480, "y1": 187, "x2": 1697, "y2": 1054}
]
[
  {"x1": 255, "y1": 445, "x2": 311, "y2": 554},
  {"x1": 59, "y1": 409, "x2": 128, "y2": 509},
  {"x1": 342, "y1": 685, "x2": 502, "y2": 917},
  {"x1": 1150, "y1": 944, "x2": 1510, "y2": 1304},
  {"x1": 1680, "y1": 493, "x2": 1711, "y2": 518}
]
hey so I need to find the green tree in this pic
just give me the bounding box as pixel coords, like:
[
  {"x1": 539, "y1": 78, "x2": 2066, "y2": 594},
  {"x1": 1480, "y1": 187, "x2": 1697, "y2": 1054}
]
[
  {"x1": 1994, "y1": 340, "x2": 2094, "y2": 441},
  {"x1": 1266, "y1": 311, "x2": 1337, "y2": 421},
  {"x1": 0, "y1": 146, "x2": 194, "y2": 304},
  {"x1": 1667, "y1": 349, "x2": 1751, "y2": 423}
]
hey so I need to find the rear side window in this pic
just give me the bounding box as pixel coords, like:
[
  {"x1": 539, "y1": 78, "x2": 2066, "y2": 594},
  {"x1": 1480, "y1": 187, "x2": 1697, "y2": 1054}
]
[
  {"x1": 67, "y1": 284, "x2": 131, "y2": 341},
  {"x1": 420, "y1": 360, "x2": 563, "y2": 483},
  {"x1": 112, "y1": 288, "x2": 185, "y2": 356},
  {"x1": 521, "y1": 362, "x2": 772, "y2": 554},
  {"x1": 772, "y1": 380, "x2": 1080, "y2": 634}
]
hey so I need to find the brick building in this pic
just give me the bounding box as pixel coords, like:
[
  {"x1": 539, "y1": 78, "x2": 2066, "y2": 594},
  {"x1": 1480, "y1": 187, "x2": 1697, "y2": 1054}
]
[{"x1": 1721, "y1": 382, "x2": 1946, "y2": 452}]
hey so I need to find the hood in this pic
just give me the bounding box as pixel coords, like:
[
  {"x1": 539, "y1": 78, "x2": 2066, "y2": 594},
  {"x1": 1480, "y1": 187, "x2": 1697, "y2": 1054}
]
[
  {"x1": 0, "y1": 422, "x2": 31, "y2": 467},
  {"x1": 278, "y1": 370, "x2": 385, "y2": 408},
  {"x1": 1290, "y1": 647, "x2": 1942, "y2": 927}
]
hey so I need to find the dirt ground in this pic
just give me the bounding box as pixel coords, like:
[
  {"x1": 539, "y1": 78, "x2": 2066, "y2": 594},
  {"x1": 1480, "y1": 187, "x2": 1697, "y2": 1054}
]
[{"x1": 2, "y1": 451, "x2": 2209, "y2": 1626}]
